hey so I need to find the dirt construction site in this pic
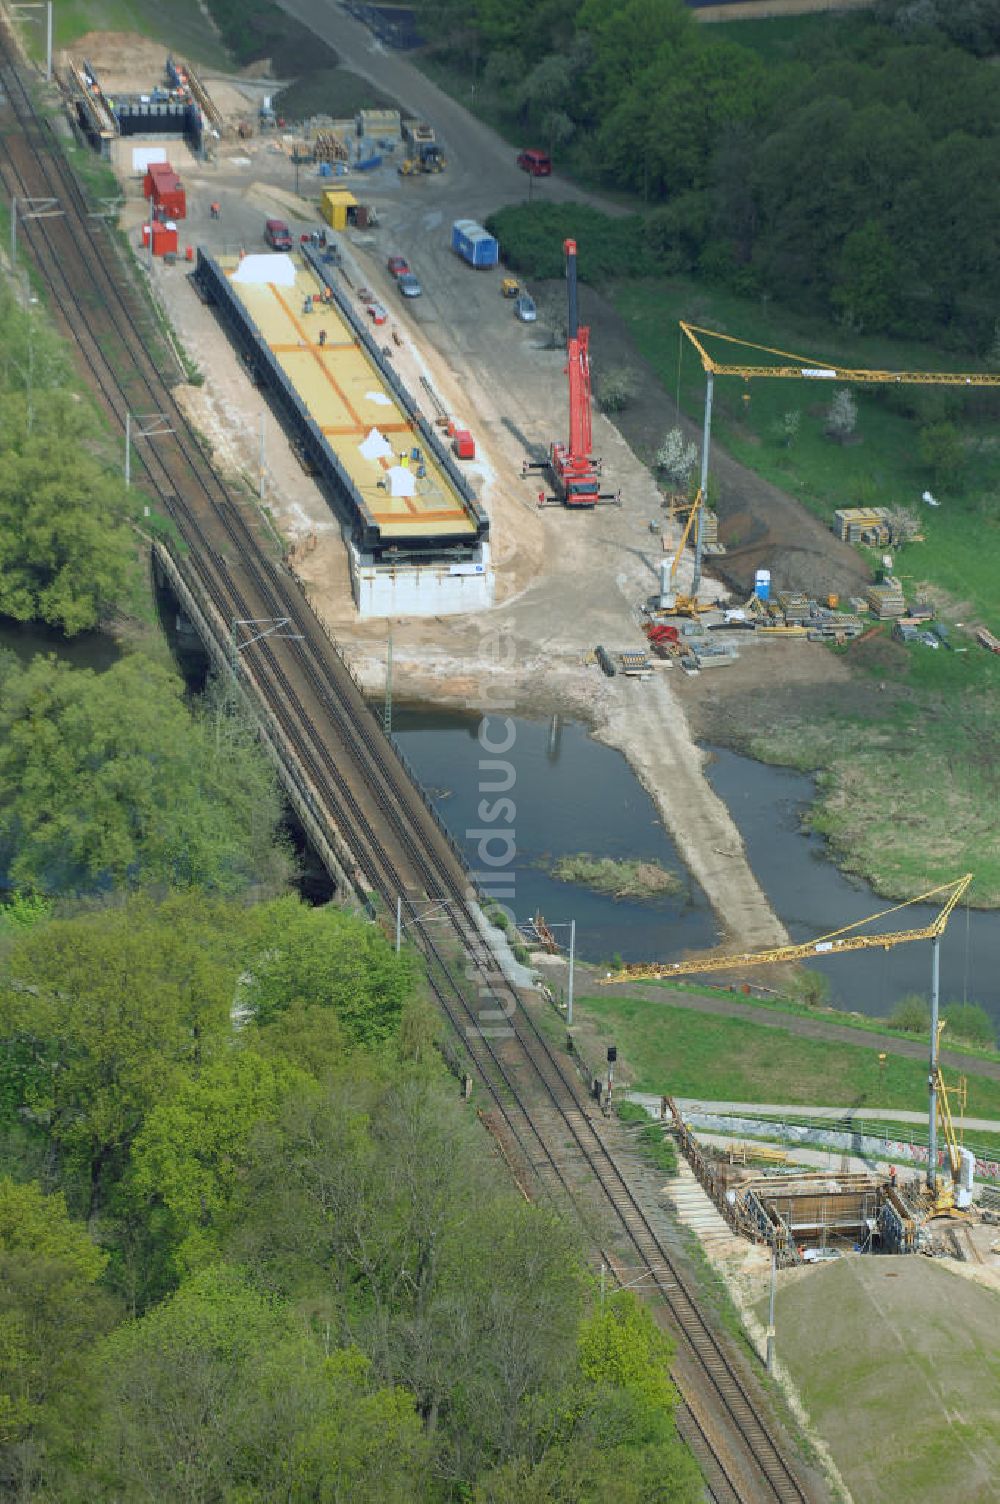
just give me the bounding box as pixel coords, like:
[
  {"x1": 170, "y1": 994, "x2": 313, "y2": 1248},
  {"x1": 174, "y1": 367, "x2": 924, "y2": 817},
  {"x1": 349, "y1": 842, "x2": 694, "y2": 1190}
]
[
  {"x1": 64, "y1": 9, "x2": 889, "y2": 963},
  {"x1": 41, "y1": 12, "x2": 1000, "y2": 1503}
]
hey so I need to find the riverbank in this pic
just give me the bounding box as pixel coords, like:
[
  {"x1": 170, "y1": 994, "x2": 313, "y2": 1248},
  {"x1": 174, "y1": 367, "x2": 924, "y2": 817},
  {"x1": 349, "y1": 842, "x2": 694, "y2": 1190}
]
[{"x1": 86, "y1": 0, "x2": 999, "y2": 958}]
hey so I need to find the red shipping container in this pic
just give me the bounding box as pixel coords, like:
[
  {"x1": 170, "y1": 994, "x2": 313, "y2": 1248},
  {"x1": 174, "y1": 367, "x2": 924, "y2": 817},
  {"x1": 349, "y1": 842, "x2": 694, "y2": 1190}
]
[
  {"x1": 143, "y1": 161, "x2": 170, "y2": 197},
  {"x1": 140, "y1": 220, "x2": 179, "y2": 257},
  {"x1": 143, "y1": 161, "x2": 186, "y2": 220},
  {"x1": 451, "y1": 428, "x2": 475, "y2": 460}
]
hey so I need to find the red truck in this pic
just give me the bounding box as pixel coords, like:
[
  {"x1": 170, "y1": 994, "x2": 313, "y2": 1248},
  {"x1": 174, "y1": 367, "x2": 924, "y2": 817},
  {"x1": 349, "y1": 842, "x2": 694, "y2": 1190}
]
[{"x1": 264, "y1": 218, "x2": 293, "y2": 250}]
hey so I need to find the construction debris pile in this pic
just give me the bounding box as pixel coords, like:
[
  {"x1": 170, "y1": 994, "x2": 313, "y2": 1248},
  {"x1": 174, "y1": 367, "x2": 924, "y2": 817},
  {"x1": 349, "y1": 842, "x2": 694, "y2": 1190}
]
[
  {"x1": 866, "y1": 576, "x2": 906, "y2": 619},
  {"x1": 834, "y1": 506, "x2": 892, "y2": 546},
  {"x1": 742, "y1": 592, "x2": 866, "y2": 641}
]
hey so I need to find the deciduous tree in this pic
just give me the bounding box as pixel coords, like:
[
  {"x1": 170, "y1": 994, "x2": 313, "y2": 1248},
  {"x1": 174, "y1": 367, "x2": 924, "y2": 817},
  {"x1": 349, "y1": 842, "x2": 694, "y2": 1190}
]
[
  {"x1": 0, "y1": 896, "x2": 243, "y2": 1215},
  {"x1": 0, "y1": 1179, "x2": 112, "y2": 1488},
  {"x1": 0, "y1": 391, "x2": 136, "y2": 634},
  {"x1": 0, "y1": 655, "x2": 291, "y2": 896}
]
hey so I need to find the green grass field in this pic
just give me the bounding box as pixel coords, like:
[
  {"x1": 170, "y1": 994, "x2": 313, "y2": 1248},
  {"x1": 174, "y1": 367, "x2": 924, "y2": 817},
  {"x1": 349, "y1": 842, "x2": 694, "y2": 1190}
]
[
  {"x1": 643, "y1": 981, "x2": 1000, "y2": 1060},
  {"x1": 761, "y1": 1257, "x2": 1000, "y2": 1504},
  {"x1": 577, "y1": 994, "x2": 1000, "y2": 1118},
  {"x1": 34, "y1": 0, "x2": 229, "y2": 69}
]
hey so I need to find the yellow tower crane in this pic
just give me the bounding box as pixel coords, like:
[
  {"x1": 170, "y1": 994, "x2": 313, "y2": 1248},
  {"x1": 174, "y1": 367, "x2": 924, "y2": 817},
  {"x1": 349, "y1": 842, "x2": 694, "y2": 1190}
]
[
  {"x1": 658, "y1": 487, "x2": 705, "y2": 616},
  {"x1": 930, "y1": 1022, "x2": 973, "y2": 1216},
  {"x1": 678, "y1": 322, "x2": 1000, "y2": 600},
  {"x1": 600, "y1": 873, "x2": 975, "y2": 1198}
]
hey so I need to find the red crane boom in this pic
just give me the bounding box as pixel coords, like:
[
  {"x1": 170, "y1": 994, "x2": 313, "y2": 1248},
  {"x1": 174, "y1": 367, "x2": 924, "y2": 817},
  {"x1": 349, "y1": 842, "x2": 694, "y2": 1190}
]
[
  {"x1": 521, "y1": 239, "x2": 620, "y2": 509},
  {"x1": 563, "y1": 238, "x2": 592, "y2": 461}
]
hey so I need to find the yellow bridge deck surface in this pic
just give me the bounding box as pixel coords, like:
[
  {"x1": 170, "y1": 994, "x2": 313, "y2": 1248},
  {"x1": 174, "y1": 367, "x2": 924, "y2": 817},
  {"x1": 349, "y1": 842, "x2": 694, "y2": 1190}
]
[{"x1": 222, "y1": 256, "x2": 475, "y2": 540}]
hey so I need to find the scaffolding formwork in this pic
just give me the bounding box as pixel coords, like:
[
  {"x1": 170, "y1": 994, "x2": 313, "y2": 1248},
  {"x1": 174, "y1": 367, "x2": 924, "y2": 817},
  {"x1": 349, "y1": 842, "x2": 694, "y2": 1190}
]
[{"x1": 666, "y1": 1099, "x2": 917, "y2": 1258}]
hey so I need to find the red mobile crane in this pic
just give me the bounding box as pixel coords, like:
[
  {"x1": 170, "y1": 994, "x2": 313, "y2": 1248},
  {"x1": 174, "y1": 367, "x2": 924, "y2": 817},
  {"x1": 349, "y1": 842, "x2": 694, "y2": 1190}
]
[{"x1": 523, "y1": 239, "x2": 620, "y2": 508}]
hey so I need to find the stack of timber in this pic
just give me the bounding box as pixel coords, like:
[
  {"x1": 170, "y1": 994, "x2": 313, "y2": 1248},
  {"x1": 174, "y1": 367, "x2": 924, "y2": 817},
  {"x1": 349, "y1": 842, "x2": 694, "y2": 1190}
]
[
  {"x1": 866, "y1": 578, "x2": 906, "y2": 619},
  {"x1": 312, "y1": 129, "x2": 350, "y2": 163},
  {"x1": 776, "y1": 592, "x2": 811, "y2": 624},
  {"x1": 692, "y1": 643, "x2": 737, "y2": 668},
  {"x1": 745, "y1": 590, "x2": 864, "y2": 640},
  {"x1": 700, "y1": 508, "x2": 724, "y2": 554},
  {"x1": 807, "y1": 611, "x2": 864, "y2": 642},
  {"x1": 620, "y1": 650, "x2": 653, "y2": 677},
  {"x1": 976, "y1": 626, "x2": 1000, "y2": 655},
  {"x1": 834, "y1": 506, "x2": 891, "y2": 545}
]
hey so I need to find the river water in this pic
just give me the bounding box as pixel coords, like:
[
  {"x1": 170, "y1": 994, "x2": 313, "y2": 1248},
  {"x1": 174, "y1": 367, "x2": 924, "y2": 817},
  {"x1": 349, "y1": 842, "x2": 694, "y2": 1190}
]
[
  {"x1": 392, "y1": 706, "x2": 718, "y2": 966},
  {"x1": 392, "y1": 707, "x2": 1000, "y2": 1030},
  {"x1": 703, "y1": 747, "x2": 998, "y2": 1026},
  {"x1": 7, "y1": 613, "x2": 995, "y2": 1031},
  {"x1": 0, "y1": 618, "x2": 120, "y2": 672}
]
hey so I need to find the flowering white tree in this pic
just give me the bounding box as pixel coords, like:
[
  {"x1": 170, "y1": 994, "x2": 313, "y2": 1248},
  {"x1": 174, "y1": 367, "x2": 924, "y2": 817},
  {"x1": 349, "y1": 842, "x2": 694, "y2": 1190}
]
[
  {"x1": 655, "y1": 427, "x2": 698, "y2": 482},
  {"x1": 825, "y1": 388, "x2": 858, "y2": 441}
]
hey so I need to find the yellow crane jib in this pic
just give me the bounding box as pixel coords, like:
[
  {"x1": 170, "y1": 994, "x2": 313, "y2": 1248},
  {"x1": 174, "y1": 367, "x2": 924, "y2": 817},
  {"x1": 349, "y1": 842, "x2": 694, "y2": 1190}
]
[
  {"x1": 598, "y1": 874, "x2": 973, "y2": 984},
  {"x1": 677, "y1": 322, "x2": 1000, "y2": 388}
]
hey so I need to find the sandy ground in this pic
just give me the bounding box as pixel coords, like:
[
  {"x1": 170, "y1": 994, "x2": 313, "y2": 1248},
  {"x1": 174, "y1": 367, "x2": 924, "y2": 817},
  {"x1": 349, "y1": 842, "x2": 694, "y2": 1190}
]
[{"x1": 92, "y1": 10, "x2": 865, "y2": 956}]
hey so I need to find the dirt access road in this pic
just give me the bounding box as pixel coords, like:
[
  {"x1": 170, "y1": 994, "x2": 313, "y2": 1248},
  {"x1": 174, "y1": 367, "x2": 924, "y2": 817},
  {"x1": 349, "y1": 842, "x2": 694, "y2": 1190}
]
[{"x1": 274, "y1": 0, "x2": 868, "y2": 605}]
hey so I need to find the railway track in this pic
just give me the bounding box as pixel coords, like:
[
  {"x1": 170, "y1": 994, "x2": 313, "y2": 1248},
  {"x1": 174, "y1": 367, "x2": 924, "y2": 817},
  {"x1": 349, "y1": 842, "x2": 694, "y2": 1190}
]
[{"x1": 0, "y1": 25, "x2": 818, "y2": 1503}]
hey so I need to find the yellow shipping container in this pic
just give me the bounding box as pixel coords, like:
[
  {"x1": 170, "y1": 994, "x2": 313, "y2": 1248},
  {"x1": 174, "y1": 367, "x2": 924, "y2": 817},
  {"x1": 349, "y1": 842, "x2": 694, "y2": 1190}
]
[{"x1": 321, "y1": 188, "x2": 358, "y2": 230}]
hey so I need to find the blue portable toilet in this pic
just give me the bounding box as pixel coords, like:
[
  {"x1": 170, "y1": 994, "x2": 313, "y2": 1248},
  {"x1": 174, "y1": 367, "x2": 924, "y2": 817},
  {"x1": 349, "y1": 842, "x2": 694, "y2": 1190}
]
[{"x1": 754, "y1": 568, "x2": 771, "y2": 603}]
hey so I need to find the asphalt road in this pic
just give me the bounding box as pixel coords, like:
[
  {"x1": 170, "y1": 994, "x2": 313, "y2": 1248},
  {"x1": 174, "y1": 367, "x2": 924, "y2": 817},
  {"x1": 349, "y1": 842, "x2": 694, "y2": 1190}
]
[{"x1": 273, "y1": 0, "x2": 618, "y2": 222}]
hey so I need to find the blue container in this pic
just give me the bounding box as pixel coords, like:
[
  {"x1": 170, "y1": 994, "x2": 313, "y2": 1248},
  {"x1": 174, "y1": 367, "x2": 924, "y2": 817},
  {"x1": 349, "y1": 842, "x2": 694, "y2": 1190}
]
[
  {"x1": 451, "y1": 218, "x2": 499, "y2": 268},
  {"x1": 356, "y1": 153, "x2": 382, "y2": 172},
  {"x1": 754, "y1": 568, "x2": 771, "y2": 603}
]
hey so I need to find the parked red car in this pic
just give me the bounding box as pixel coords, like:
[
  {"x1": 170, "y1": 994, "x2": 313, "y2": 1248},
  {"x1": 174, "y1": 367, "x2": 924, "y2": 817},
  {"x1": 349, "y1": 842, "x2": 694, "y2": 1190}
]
[
  {"x1": 516, "y1": 148, "x2": 551, "y2": 177},
  {"x1": 387, "y1": 254, "x2": 410, "y2": 278}
]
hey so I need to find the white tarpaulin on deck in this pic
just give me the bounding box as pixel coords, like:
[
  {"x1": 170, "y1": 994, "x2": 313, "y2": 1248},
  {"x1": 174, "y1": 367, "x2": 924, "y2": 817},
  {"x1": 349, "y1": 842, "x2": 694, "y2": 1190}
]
[
  {"x1": 232, "y1": 253, "x2": 296, "y2": 286},
  {"x1": 359, "y1": 427, "x2": 393, "y2": 462},
  {"x1": 388, "y1": 465, "x2": 417, "y2": 498}
]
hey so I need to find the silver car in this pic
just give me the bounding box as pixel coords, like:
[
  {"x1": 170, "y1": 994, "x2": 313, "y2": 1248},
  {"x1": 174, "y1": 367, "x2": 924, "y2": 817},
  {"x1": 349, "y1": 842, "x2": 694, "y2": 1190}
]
[
  {"x1": 398, "y1": 272, "x2": 422, "y2": 298},
  {"x1": 515, "y1": 293, "x2": 537, "y2": 322}
]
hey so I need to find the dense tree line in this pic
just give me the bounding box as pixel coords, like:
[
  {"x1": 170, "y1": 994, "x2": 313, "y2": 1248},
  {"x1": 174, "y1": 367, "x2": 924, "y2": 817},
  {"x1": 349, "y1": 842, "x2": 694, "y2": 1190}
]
[
  {"x1": 419, "y1": 0, "x2": 1000, "y2": 349},
  {"x1": 0, "y1": 655, "x2": 292, "y2": 896},
  {"x1": 0, "y1": 896, "x2": 702, "y2": 1501},
  {"x1": 0, "y1": 285, "x2": 136, "y2": 633},
  {"x1": 0, "y1": 277, "x2": 293, "y2": 904}
]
